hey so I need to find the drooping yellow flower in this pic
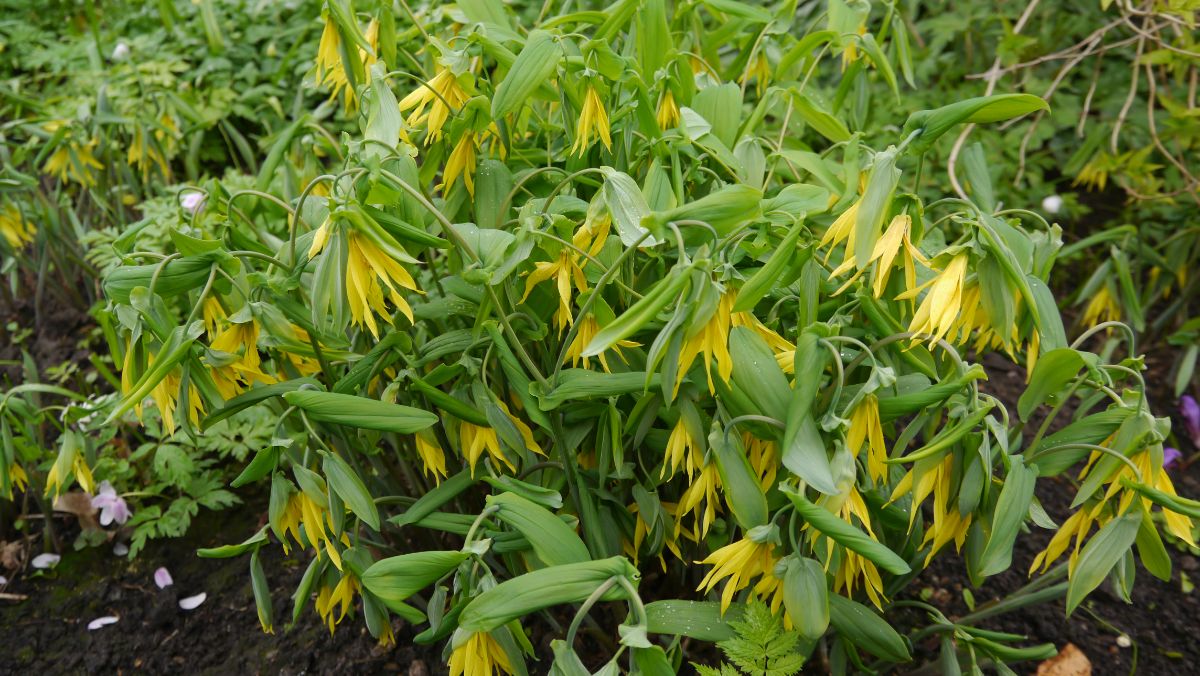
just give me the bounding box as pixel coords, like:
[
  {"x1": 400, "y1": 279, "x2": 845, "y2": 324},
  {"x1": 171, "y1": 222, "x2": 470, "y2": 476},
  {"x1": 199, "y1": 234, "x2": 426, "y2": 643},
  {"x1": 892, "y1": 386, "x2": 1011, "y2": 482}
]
[
  {"x1": 739, "y1": 52, "x2": 770, "y2": 97},
  {"x1": 563, "y1": 316, "x2": 637, "y2": 372},
  {"x1": 127, "y1": 124, "x2": 170, "y2": 179},
  {"x1": 399, "y1": 67, "x2": 470, "y2": 143},
  {"x1": 448, "y1": 631, "x2": 515, "y2": 676},
  {"x1": 697, "y1": 532, "x2": 785, "y2": 614},
  {"x1": 675, "y1": 291, "x2": 735, "y2": 396},
  {"x1": 624, "y1": 502, "x2": 686, "y2": 570},
  {"x1": 818, "y1": 200, "x2": 861, "y2": 267},
  {"x1": 571, "y1": 85, "x2": 612, "y2": 156},
  {"x1": 279, "y1": 488, "x2": 348, "y2": 569},
  {"x1": 847, "y1": 394, "x2": 887, "y2": 484},
  {"x1": 572, "y1": 208, "x2": 611, "y2": 258},
  {"x1": 902, "y1": 253, "x2": 969, "y2": 346},
  {"x1": 731, "y1": 309, "x2": 793, "y2": 355},
  {"x1": 43, "y1": 137, "x2": 104, "y2": 187},
  {"x1": 442, "y1": 131, "x2": 479, "y2": 195},
  {"x1": 676, "y1": 461, "x2": 722, "y2": 539},
  {"x1": 521, "y1": 250, "x2": 587, "y2": 333},
  {"x1": 414, "y1": 431, "x2": 448, "y2": 483},
  {"x1": 820, "y1": 485, "x2": 886, "y2": 608},
  {"x1": 201, "y1": 297, "x2": 226, "y2": 337},
  {"x1": 1081, "y1": 285, "x2": 1120, "y2": 327},
  {"x1": 662, "y1": 416, "x2": 703, "y2": 479},
  {"x1": 208, "y1": 320, "x2": 275, "y2": 400},
  {"x1": 315, "y1": 572, "x2": 359, "y2": 634},
  {"x1": 743, "y1": 433, "x2": 778, "y2": 490},
  {"x1": 45, "y1": 449, "x2": 95, "y2": 497},
  {"x1": 149, "y1": 370, "x2": 204, "y2": 435},
  {"x1": 0, "y1": 203, "x2": 35, "y2": 248},
  {"x1": 833, "y1": 214, "x2": 929, "y2": 299},
  {"x1": 890, "y1": 453, "x2": 972, "y2": 566},
  {"x1": 5, "y1": 463, "x2": 29, "y2": 498},
  {"x1": 310, "y1": 221, "x2": 420, "y2": 339},
  {"x1": 656, "y1": 89, "x2": 680, "y2": 130},
  {"x1": 459, "y1": 401, "x2": 543, "y2": 475},
  {"x1": 313, "y1": 16, "x2": 379, "y2": 110}
]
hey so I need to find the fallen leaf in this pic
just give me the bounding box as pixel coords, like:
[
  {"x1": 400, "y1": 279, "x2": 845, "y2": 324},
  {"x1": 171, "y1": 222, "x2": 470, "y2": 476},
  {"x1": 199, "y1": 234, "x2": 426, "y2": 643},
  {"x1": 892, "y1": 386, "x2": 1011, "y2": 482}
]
[
  {"x1": 54, "y1": 491, "x2": 101, "y2": 531},
  {"x1": 1037, "y1": 643, "x2": 1092, "y2": 676},
  {"x1": 1, "y1": 541, "x2": 23, "y2": 570}
]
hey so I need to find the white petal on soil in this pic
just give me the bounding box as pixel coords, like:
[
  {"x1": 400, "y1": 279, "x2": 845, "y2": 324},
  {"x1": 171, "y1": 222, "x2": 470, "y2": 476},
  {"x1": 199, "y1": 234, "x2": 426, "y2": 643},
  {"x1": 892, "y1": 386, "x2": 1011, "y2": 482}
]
[
  {"x1": 113, "y1": 543, "x2": 129, "y2": 556},
  {"x1": 154, "y1": 567, "x2": 173, "y2": 589},
  {"x1": 0, "y1": 575, "x2": 7, "y2": 585},
  {"x1": 179, "y1": 592, "x2": 207, "y2": 610},
  {"x1": 31, "y1": 553, "x2": 61, "y2": 569},
  {"x1": 87, "y1": 616, "x2": 120, "y2": 631}
]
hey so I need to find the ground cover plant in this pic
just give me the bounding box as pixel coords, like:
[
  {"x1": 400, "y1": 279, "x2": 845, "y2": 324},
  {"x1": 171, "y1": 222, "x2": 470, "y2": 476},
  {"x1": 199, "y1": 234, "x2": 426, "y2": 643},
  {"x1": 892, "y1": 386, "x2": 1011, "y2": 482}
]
[{"x1": 2, "y1": 1, "x2": 1199, "y2": 674}]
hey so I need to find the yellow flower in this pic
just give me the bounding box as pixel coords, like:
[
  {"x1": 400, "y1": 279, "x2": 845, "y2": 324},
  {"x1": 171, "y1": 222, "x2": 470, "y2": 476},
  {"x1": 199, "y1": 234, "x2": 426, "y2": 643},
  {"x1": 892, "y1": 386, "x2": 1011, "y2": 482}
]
[
  {"x1": 399, "y1": 67, "x2": 470, "y2": 143},
  {"x1": 743, "y1": 433, "x2": 778, "y2": 490},
  {"x1": 833, "y1": 214, "x2": 929, "y2": 299},
  {"x1": 821, "y1": 486, "x2": 886, "y2": 608},
  {"x1": 442, "y1": 131, "x2": 479, "y2": 195},
  {"x1": 315, "y1": 572, "x2": 359, "y2": 634},
  {"x1": 562, "y1": 316, "x2": 637, "y2": 372},
  {"x1": 902, "y1": 252, "x2": 969, "y2": 347},
  {"x1": 0, "y1": 203, "x2": 35, "y2": 248},
  {"x1": 459, "y1": 401, "x2": 543, "y2": 475},
  {"x1": 676, "y1": 461, "x2": 722, "y2": 539},
  {"x1": 127, "y1": 125, "x2": 170, "y2": 179},
  {"x1": 656, "y1": 89, "x2": 680, "y2": 130},
  {"x1": 1081, "y1": 285, "x2": 1120, "y2": 327},
  {"x1": 149, "y1": 370, "x2": 205, "y2": 435},
  {"x1": 662, "y1": 416, "x2": 703, "y2": 479},
  {"x1": 739, "y1": 52, "x2": 770, "y2": 97},
  {"x1": 890, "y1": 454, "x2": 972, "y2": 566},
  {"x1": 624, "y1": 502, "x2": 685, "y2": 570},
  {"x1": 201, "y1": 297, "x2": 226, "y2": 337},
  {"x1": 310, "y1": 221, "x2": 420, "y2": 339},
  {"x1": 571, "y1": 208, "x2": 611, "y2": 258},
  {"x1": 279, "y1": 489, "x2": 348, "y2": 569},
  {"x1": 45, "y1": 452, "x2": 95, "y2": 497},
  {"x1": 6, "y1": 463, "x2": 29, "y2": 498},
  {"x1": 818, "y1": 200, "x2": 861, "y2": 268},
  {"x1": 731, "y1": 309, "x2": 793, "y2": 355},
  {"x1": 847, "y1": 394, "x2": 887, "y2": 485},
  {"x1": 43, "y1": 138, "x2": 104, "y2": 187},
  {"x1": 675, "y1": 291, "x2": 735, "y2": 396},
  {"x1": 448, "y1": 631, "x2": 515, "y2": 676},
  {"x1": 208, "y1": 320, "x2": 275, "y2": 400},
  {"x1": 313, "y1": 16, "x2": 379, "y2": 110},
  {"x1": 571, "y1": 85, "x2": 612, "y2": 156},
  {"x1": 414, "y1": 431, "x2": 448, "y2": 483},
  {"x1": 697, "y1": 533, "x2": 785, "y2": 613},
  {"x1": 521, "y1": 250, "x2": 587, "y2": 333}
]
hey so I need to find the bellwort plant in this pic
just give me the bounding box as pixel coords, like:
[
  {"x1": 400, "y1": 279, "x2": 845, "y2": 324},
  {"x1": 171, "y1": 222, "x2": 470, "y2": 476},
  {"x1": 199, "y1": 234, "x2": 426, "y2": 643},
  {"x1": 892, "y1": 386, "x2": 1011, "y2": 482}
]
[{"x1": 14, "y1": 0, "x2": 1193, "y2": 673}]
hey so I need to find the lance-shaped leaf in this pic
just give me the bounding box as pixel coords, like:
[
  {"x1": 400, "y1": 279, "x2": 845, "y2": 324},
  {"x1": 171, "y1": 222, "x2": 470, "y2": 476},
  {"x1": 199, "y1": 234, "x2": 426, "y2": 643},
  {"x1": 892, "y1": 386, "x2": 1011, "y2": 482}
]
[
  {"x1": 322, "y1": 451, "x2": 381, "y2": 531},
  {"x1": 780, "y1": 483, "x2": 911, "y2": 575},
  {"x1": 1065, "y1": 512, "x2": 1141, "y2": 614},
  {"x1": 491, "y1": 30, "x2": 561, "y2": 119},
  {"x1": 902, "y1": 94, "x2": 1048, "y2": 154},
  {"x1": 360, "y1": 551, "x2": 470, "y2": 611},
  {"x1": 487, "y1": 492, "x2": 589, "y2": 566},
  {"x1": 283, "y1": 390, "x2": 437, "y2": 433},
  {"x1": 828, "y1": 594, "x2": 911, "y2": 663}
]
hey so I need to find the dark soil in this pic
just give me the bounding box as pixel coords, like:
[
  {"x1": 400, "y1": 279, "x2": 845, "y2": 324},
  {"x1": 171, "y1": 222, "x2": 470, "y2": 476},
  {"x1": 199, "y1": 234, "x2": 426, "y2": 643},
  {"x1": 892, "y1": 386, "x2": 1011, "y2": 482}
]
[
  {"x1": 0, "y1": 503, "x2": 441, "y2": 675},
  {"x1": 901, "y1": 352, "x2": 1200, "y2": 675}
]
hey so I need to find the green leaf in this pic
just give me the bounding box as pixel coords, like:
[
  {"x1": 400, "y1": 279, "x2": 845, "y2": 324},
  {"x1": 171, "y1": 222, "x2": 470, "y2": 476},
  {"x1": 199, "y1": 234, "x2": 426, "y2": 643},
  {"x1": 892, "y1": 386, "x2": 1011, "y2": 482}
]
[
  {"x1": 828, "y1": 594, "x2": 910, "y2": 662},
  {"x1": 1065, "y1": 512, "x2": 1141, "y2": 614},
  {"x1": 780, "y1": 483, "x2": 911, "y2": 575},
  {"x1": 645, "y1": 600, "x2": 740, "y2": 641},
  {"x1": 488, "y1": 492, "x2": 590, "y2": 566},
  {"x1": 784, "y1": 557, "x2": 830, "y2": 640},
  {"x1": 902, "y1": 94, "x2": 1049, "y2": 154},
  {"x1": 197, "y1": 526, "x2": 269, "y2": 558},
  {"x1": 491, "y1": 30, "x2": 561, "y2": 119},
  {"x1": 283, "y1": 390, "x2": 438, "y2": 433},
  {"x1": 360, "y1": 551, "x2": 469, "y2": 611},
  {"x1": 1017, "y1": 349, "x2": 1097, "y2": 421},
  {"x1": 978, "y1": 456, "x2": 1037, "y2": 576},
  {"x1": 321, "y1": 451, "x2": 381, "y2": 531}
]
